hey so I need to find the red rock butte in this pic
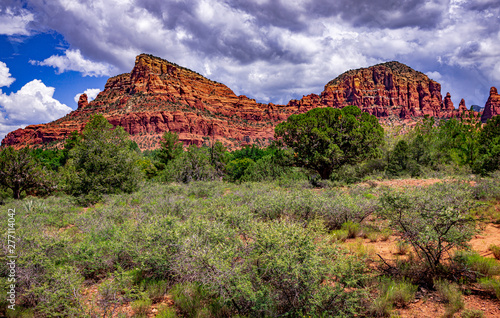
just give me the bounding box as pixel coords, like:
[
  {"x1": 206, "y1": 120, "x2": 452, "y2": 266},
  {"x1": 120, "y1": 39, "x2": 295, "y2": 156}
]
[{"x1": 1, "y1": 54, "x2": 492, "y2": 150}]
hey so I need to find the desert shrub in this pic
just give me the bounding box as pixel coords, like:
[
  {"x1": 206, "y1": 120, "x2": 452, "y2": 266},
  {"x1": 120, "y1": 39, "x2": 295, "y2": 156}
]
[
  {"x1": 131, "y1": 298, "x2": 152, "y2": 316},
  {"x1": 380, "y1": 182, "x2": 479, "y2": 279},
  {"x1": 347, "y1": 238, "x2": 376, "y2": 259},
  {"x1": 369, "y1": 277, "x2": 418, "y2": 316},
  {"x1": 170, "y1": 282, "x2": 227, "y2": 318},
  {"x1": 342, "y1": 221, "x2": 361, "y2": 238},
  {"x1": 330, "y1": 229, "x2": 349, "y2": 242},
  {"x1": 23, "y1": 265, "x2": 84, "y2": 317},
  {"x1": 395, "y1": 241, "x2": 410, "y2": 255},
  {"x1": 461, "y1": 309, "x2": 485, "y2": 318},
  {"x1": 174, "y1": 219, "x2": 368, "y2": 317},
  {"x1": 473, "y1": 172, "x2": 500, "y2": 200},
  {"x1": 156, "y1": 305, "x2": 178, "y2": 318},
  {"x1": 489, "y1": 245, "x2": 500, "y2": 260},
  {"x1": 434, "y1": 279, "x2": 464, "y2": 318},
  {"x1": 321, "y1": 188, "x2": 378, "y2": 230},
  {"x1": 330, "y1": 158, "x2": 387, "y2": 184},
  {"x1": 478, "y1": 277, "x2": 500, "y2": 299},
  {"x1": 453, "y1": 251, "x2": 500, "y2": 279}
]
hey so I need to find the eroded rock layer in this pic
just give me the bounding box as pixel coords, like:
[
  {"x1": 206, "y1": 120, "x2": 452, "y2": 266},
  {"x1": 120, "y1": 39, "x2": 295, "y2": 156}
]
[{"x1": 1, "y1": 55, "x2": 484, "y2": 149}]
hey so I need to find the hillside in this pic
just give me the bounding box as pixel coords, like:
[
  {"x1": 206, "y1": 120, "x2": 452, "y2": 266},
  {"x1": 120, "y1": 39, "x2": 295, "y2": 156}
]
[{"x1": 2, "y1": 54, "x2": 494, "y2": 150}]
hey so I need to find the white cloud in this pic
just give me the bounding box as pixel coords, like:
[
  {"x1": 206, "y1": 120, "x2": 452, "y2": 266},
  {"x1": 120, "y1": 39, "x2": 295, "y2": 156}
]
[
  {"x1": 0, "y1": 8, "x2": 33, "y2": 36},
  {"x1": 74, "y1": 88, "x2": 101, "y2": 103},
  {"x1": 426, "y1": 71, "x2": 443, "y2": 81},
  {"x1": 0, "y1": 62, "x2": 15, "y2": 87},
  {"x1": 0, "y1": 79, "x2": 72, "y2": 139},
  {"x1": 30, "y1": 49, "x2": 114, "y2": 77}
]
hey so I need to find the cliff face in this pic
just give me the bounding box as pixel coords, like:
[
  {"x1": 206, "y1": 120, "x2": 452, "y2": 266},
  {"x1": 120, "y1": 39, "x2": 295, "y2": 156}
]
[
  {"x1": 1, "y1": 56, "x2": 485, "y2": 150},
  {"x1": 481, "y1": 87, "x2": 500, "y2": 123},
  {"x1": 287, "y1": 62, "x2": 471, "y2": 120}
]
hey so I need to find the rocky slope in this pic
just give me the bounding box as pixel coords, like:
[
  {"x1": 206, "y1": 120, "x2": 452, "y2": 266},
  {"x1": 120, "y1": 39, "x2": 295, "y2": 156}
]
[{"x1": 1, "y1": 54, "x2": 486, "y2": 149}]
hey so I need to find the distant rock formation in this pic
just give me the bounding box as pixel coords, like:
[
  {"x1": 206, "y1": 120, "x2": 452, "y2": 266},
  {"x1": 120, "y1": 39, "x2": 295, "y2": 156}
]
[
  {"x1": 0, "y1": 55, "x2": 490, "y2": 149},
  {"x1": 481, "y1": 87, "x2": 500, "y2": 123},
  {"x1": 287, "y1": 62, "x2": 471, "y2": 119}
]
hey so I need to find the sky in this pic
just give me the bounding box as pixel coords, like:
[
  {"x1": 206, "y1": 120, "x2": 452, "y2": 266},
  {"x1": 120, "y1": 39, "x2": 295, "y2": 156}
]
[{"x1": 0, "y1": 0, "x2": 499, "y2": 140}]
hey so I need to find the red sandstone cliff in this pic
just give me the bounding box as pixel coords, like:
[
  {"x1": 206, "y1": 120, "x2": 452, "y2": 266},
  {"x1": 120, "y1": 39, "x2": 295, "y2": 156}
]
[
  {"x1": 481, "y1": 87, "x2": 500, "y2": 123},
  {"x1": 0, "y1": 55, "x2": 486, "y2": 149},
  {"x1": 287, "y1": 62, "x2": 473, "y2": 120}
]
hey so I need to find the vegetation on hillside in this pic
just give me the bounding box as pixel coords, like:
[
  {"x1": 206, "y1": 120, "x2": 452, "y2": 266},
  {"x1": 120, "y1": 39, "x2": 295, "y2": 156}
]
[{"x1": 1, "y1": 108, "x2": 500, "y2": 317}]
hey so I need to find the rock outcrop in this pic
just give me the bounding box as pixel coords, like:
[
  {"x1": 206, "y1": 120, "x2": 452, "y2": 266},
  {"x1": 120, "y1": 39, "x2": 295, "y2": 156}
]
[
  {"x1": 481, "y1": 87, "x2": 500, "y2": 123},
  {"x1": 0, "y1": 55, "x2": 489, "y2": 149},
  {"x1": 287, "y1": 62, "x2": 462, "y2": 119},
  {"x1": 77, "y1": 93, "x2": 88, "y2": 109}
]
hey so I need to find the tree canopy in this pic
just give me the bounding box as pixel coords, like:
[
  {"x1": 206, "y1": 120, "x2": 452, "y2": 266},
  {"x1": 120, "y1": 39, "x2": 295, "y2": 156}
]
[
  {"x1": 64, "y1": 114, "x2": 142, "y2": 204},
  {"x1": 274, "y1": 106, "x2": 384, "y2": 179}
]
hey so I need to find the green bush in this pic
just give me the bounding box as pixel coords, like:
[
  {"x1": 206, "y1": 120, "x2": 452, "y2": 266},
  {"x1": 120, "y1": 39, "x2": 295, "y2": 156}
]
[
  {"x1": 368, "y1": 277, "x2": 418, "y2": 317},
  {"x1": 64, "y1": 114, "x2": 142, "y2": 205},
  {"x1": 175, "y1": 219, "x2": 368, "y2": 317},
  {"x1": 454, "y1": 251, "x2": 500, "y2": 278},
  {"x1": 461, "y1": 308, "x2": 485, "y2": 318},
  {"x1": 342, "y1": 221, "x2": 361, "y2": 238},
  {"x1": 0, "y1": 147, "x2": 56, "y2": 199},
  {"x1": 380, "y1": 182, "x2": 478, "y2": 279},
  {"x1": 478, "y1": 277, "x2": 500, "y2": 299},
  {"x1": 163, "y1": 145, "x2": 217, "y2": 183},
  {"x1": 434, "y1": 279, "x2": 464, "y2": 318},
  {"x1": 489, "y1": 245, "x2": 500, "y2": 260}
]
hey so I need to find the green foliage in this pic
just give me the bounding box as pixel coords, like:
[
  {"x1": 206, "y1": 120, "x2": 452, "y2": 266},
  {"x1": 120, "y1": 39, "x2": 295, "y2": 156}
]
[
  {"x1": 163, "y1": 145, "x2": 217, "y2": 183},
  {"x1": 0, "y1": 147, "x2": 55, "y2": 199},
  {"x1": 341, "y1": 221, "x2": 361, "y2": 238},
  {"x1": 461, "y1": 309, "x2": 485, "y2": 318},
  {"x1": 175, "y1": 219, "x2": 368, "y2": 317},
  {"x1": 369, "y1": 277, "x2": 418, "y2": 316},
  {"x1": 453, "y1": 251, "x2": 500, "y2": 278},
  {"x1": 478, "y1": 277, "x2": 500, "y2": 299},
  {"x1": 434, "y1": 279, "x2": 464, "y2": 318},
  {"x1": 64, "y1": 114, "x2": 142, "y2": 205},
  {"x1": 158, "y1": 131, "x2": 183, "y2": 165},
  {"x1": 474, "y1": 115, "x2": 500, "y2": 175},
  {"x1": 31, "y1": 148, "x2": 65, "y2": 171},
  {"x1": 489, "y1": 244, "x2": 500, "y2": 260},
  {"x1": 386, "y1": 140, "x2": 420, "y2": 177},
  {"x1": 380, "y1": 182, "x2": 479, "y2": 278},
  {"x1": 225, "y1": 157, "x2": 255, "y2": 181},
  {"x1": 209, "y1": 141, "x2": 228, "y2": 177},
  {"x1": 275, "y1": 105, "x2": 384, "y2": 179}
]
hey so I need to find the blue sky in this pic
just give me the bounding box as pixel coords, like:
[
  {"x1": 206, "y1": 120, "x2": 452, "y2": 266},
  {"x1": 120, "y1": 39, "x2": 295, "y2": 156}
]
[{"x1": 1, "y1": 0, "x2": 500, "y2": 140}]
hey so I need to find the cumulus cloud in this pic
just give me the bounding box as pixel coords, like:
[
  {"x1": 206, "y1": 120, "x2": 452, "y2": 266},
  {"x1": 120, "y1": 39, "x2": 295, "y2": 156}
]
[
  {"x1": 0, "y1": 79, "x2": 72, "y2": 139},
  {"x1": 30, "y1": 49, "x2": 114, "y2": 77},
  {"x1": 0, "y1": 7, "x2": 33, "y2": 36},
  {"x1": 0, "y1": 62, "x2": 15, "y2": 87},
  {"x1": 74, "y1": 88, "x2": 101, "y2": 103}
]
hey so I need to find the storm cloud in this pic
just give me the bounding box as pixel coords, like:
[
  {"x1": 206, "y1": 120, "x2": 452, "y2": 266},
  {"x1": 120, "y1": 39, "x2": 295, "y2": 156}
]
[{"x1": 3, "y1": 0, "x2": 500, "y2": 106}]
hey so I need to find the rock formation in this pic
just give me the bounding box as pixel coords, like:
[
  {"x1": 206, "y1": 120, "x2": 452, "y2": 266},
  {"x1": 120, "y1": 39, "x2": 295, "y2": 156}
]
[
  {"x1": 481, "y1": 87, "x2": 500, "y2": 123},
  {"x1": 77, "y1": 93, "x2": 89, "y2": 110},
  {"x1": 0, "y1": 55, "x2": 490, "y2": 150}
]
